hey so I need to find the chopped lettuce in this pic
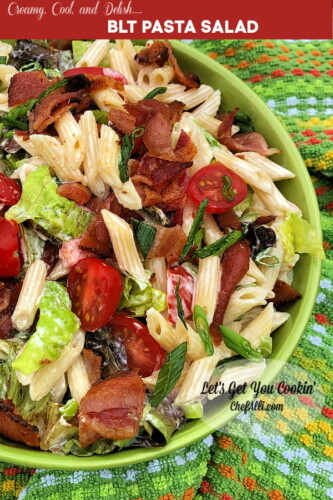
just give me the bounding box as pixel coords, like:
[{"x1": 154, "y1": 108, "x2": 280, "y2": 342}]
[
  {"x1": 279, "y1": 212, "x2": 324, "y2": 261},
  {"x1": 40, "y1": 403, "x2": 77, "y2": 451},
  {"x1": 20, "y1": 225, "x2": 45, "y2": 271},
  {"x1": 145, "y1": 407, "x2": 178, "y2": 443},
  {"x1": 12, "y1": 281, "x2": 80, "y2": 375},
  {"x1": 0, "y1": 339, "x2": 50, "y2": 427},
  {"x1": 57, "y1": 437, "x2": 115, "y2": 456},
  {"x1": 5, "y1": 165, "x2": 92, "y2": 241},
  {"x1": 119, "y1": 274, "x2": 166, "y2": 316}
]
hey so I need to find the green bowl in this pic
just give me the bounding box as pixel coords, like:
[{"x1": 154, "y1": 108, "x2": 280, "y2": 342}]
[{"x1": 0, "y1": 40, "x2": 322, "y2": 470}]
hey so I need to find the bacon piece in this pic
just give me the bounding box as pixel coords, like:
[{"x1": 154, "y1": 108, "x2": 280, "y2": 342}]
[
  {"x1": 134, "y1": 169, "x2": 190, "y2": 210},
  {"x1": 0, "y1": 399, "x2": 40, "y2": 448},
  {"x1": 221, "y1": 132, "x2": 280, "y2": 157},
  {"x1": 217, "y1": 108, "x2": 239, "y2": 138},
  {"x1": 83, "y1": 349, "x2": 102, "y2": 385},
  {"x1": 167, "y1": 266, "x2": 195, "y2": 325},
  {"x1": 164, "y1": 41, "x2": 200, "y2": 89},
  {"x1": 254, "y1": 215, "x2": 276, "y2": 226},
  {"x1": 29, "y1": 90, "x2": 83, "y2": 133},
  {"x1": 57, "y1": 183, "x2": 92, "y2": 205},
  {"x1": 174, "y1": 130, "x2": 197, "y2": 162},
  {"x1": 74, "y1": 95, "x2": 96, "y2": 115},
  {"x1": 270, "y1": 280, "x2": 301, "y2": 306},
  {"x1": 59, "y1": 238, "x2": 94, "y2": 268},
  {"x1": 86, "y1": 75, "x2": 124, "y2": 92},
  {"x1": 147, "y1": 225, "x2": 187, "y2": 262},
  {"x1": 108, "y1": 109, "x2": 136, "y2": 135},
  {"x1": 134, "y1": 41, "x2": 169, "y2": 67},
  {"x1": 0, "y1": 283, "x2": 11, "y2": 313},
  {"x1": 78, "y1": 371, "x2": 145, "y2": 446},
  {"x1": 0, "y1": 282, "x2": 22, "y2": 339},
  {"x1": 133, "y1": 154, "x2": 192, "y2": 186},
  {"x1": 8, "y1": 71, "x2": 53, "y2": 107},
  {"x1": 169, "y1": 101, "x2": 185, "y2": 126},
  {"x1": 215, "y1": 210, "x2": 242, "y2": 232},
  {"x1": 212, "y1": 241, "x2": 251, "y2": 345}
]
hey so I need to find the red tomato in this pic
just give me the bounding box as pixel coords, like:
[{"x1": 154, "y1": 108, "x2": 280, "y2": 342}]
[
  {"x1": 0, "y1": 218, "x2": 21, "y2": 278},
  {"x1": 67, "y1": 258, "x2": 123, "y2": 331},
  {"x1": 108, "y1": 316, "x2": 165, "y2": 377},
  {"x1": 0, "y1": 174, "x2": 21, "y2": 206},
  {"x1": 63, "y1": 67, "x2": 128, "y2": 84},
  {"x1": 167, "y1": 265, "x2": 194, "y2": 325},
  {"x1": 188, "y1": 162, "x2": 247, "y2": 214}
]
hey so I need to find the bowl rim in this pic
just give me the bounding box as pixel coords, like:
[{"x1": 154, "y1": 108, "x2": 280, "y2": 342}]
[{"x1": 0, "y1": 39, "x2": 323, "y2": 470}]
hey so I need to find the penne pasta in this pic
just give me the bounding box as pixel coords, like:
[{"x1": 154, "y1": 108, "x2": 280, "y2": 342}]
[
  {"x1": 145, "y1": 257, "x2": 167, "y2": 294},
  {"x1": 14, "y1": 134, "x2": 40, "y2": 157},
  {"x1": 79, "y1": 111, "x2": 108, "y2": 197},
  {"x1": 50, "y1": 375, "x2": 68, "y2": 404},
  {"x1": 102, "y1": 210, "x2": 146, "y2": 279},
  {"x1": 11, "y1": 260, "x2": 47, "y2": 332},
  {"x1": 146, "y1": 307, "x2": 186, "y2": 352},
  {"x1": 174, "y1": 320, "x2": 207, "y2": 361},
  {"x1": 115, "y1": 39, "x2": 141, "y2": 78},
  {"x1": 30, "y1": 330, "x2": 85, "y2": 401},
  {"x1": 90, "y1": 87, "x2": 125, "y2": 111},
  {"x1": 191, "y1": 90, "x2": 221, "y2": 118},
  {"x1": 223, "y1": 286, "x2": 268, "y2": 325},
  {"x1": 195, "y1": 112, "x2": 221, "y2": 137},
  {"x1": 238, "y1": 152, "x2": 295, "y2": 181},
  {"x1": 240, "y1": 303, "x2": 274, "y2": 349},
  {"x1": 47, "y1": 260, "x2": 70, "y2": 281},
  {"x1": 67, "y1": 354, "x2": 91, "y2": 403},
  {"x1": 76, "y1": 39, "x2": 109, "y2": 67},
  {"x1": 0, "y1": 64, "x2": 17, "y2": 87},
  {"x1": 109, "y1": 48, "x2": 135, "y2": 85},
  {"x1": 123, "y1": 84, "x2": 146, "y2": 103},
  {"x1": 55, "y1": 111, "x2": 85, "y2": 173},
  {"x1": 174, "y1": 355, "x2": 220, "y2": 405}
]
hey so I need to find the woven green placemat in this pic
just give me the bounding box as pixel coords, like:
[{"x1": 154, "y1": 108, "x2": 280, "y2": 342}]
[{"x1": 1, "y1": 39, "x2": 332, "y2": 500}]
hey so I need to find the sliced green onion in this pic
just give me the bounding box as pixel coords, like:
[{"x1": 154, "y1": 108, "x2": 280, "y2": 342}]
[
  {"x1": 37, "y1": 78, "x2": 70, "y2": 103},
  {"x1": 175, "y1": 280, "x2": 187, "y2": 330},
  {"x1": 193, "y1": 305, "x2": 214, "y2": 356},
  {"x1": 221, "y1": 175, "x2": 236, "y2": 201},
  {"x1": 150, "y1": 342, "x2": 187, "y2": 407},
  {"x1": 0, "y1": 56, "x2": 7, "y2": 65},
  {"x1": 193, "y1": 228, "x2": 205, "y2": 250},
  {"x1": 118, "y1": 127, "x2": 145, "y2": 183},
  {"x1": 180, "y1": 198, "x2": 208, "y2": 259},
  {"x1": 255, "y1": 247, "x2": 280, "y2": 267},
  {"x1": 20, "y1": 61, "x2": 42, "y2": 72},
  {"x1": 143, "y1": 87, "x2": 167, "y2": 100},
  {"x1": 131, "y1": 218, "x2": 157, "y2": 260},
  {"x1": 194, "y1": 230, "x2": 242, "y2": 259},
  {"x1": 218, "y1": 325, "x2": 263, "y2": 363}
]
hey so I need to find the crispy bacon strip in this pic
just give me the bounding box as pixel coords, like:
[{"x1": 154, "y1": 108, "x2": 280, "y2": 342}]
[
  {"x1": 0, "y1": 282, "x2": 22, "y2": 339},
  {"x1": 215, "y1": 210, "x2": 242, "y2": 232},
  {"x1": 86, "y1": 74, "x2": 124, "y2": 92},
  {"x1": 217, "y1": 108, "x2": 239, "y2": 139},
  {"x1": 78, "y1": 371, "x2": 145, "y2": 447},
  {"x1": 83, "y1": 349, "x2": 102, "y2": 385},
  {"x1": 134, "y1": 169, "x2": 190, "y2": 209},
  {"x1": 57, "y1": 183, "x2": 92, "y2": 205},
  {"x1": 0, "y1": 399, "x2": 40, "y2": 448},
  {"x1": 147, "y1": 225, "x2": 187, "y2": 262},
  {"x1": 253, "y1": 215, "x2": 276, "y2": 226},
  {"x1": 270, "y1": 280, "x2": 301, "y2": 306},
  {"x1": 133, "y1": 154, "x2": 192, "y2": 186},
  {"x1": 8, "y1": 70, "x2": 53, "y2": 107},
  {"x1": 134, "y1": 41, "x2": 169, "y2": 67},
  {"x1": 221, "y1": 133, "x2": 280, "y2": 157},
  {"x1": 108, "y1": 109, "x2": 136, "y2": 135},
  {"x1": 164, "y1": 41, "x2": 200, "y2": 88},
  {"x1": 29, "y1": 90, "x2": 83, "y2": 133},
  {"x1": 211, "y1": 240, "x2": 251, "y2": 345}
]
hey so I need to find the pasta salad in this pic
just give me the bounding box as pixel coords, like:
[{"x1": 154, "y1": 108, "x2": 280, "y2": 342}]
[{"x1": 0, "y1": 39, "x2": 323, "y2": 455}]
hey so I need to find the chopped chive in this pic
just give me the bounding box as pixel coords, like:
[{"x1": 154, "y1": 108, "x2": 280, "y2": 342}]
[
  {"x1": 143, "y1": 87, "x2": 167, "y2": 100},
  {"x1": 131, "y1": 218, "x2": 157, "y2": 260},
  {"x1": 194, "y1": 230, "x2": 242, "y2": 259},
  {"x1": 175, "y1": 280, "x2": 187, "y2": 330},
  {"x1": 180, "y1": 198, "x2": 208, "y2": 259}
]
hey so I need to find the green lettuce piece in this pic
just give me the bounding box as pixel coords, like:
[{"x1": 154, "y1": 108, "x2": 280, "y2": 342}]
[
  {"x1": 20, "y1": 225, "x2": 45, "y2": 271},
  {"x1": 145, "y1": 407, "x2": 178, "y2": 443},
  {"x1": 280, "y1": 212, "x2": 324, "y2": 261},
  {"x1": 40, "y1": 403, "x2": 77, "y2": 451},
  {"x1": 58, "y1": 437, "x2": 115, "y2": 456},
  {"x1": 5, "y1": 165, "x2": 92, "y2": 241},
  {"x1": 199, "y1": 126, "x2": 222, "y2": 149},
  {"x1": 119, "y1": 275, "x2": 166, "y2": 316},
  {"x1": 12, "y1": 282, "x2": 80, "y2": 374},
  {"x1": 0, "y1": 339, "x2": 50, "y2": 427}
]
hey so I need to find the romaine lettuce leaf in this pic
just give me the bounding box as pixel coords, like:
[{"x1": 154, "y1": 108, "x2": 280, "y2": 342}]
[
  {"x1": 5, "y1": 165, "x2": 92, "y2": 241},
  {"x1": 279, "y1": 212, "x2": 324, "y2": 261},
  {"x1": 40, "y1": 403, "x2": 77, "y2": 451},
  {"x1": 0, "y1": 339, "x2": 50, "y2": 427},
  {"x1": 119, "y1": 274, "x2": 166, "y2": 316},
  {"x1": 57, "y1": 437, "x2": 115, "y2": 456},
  {"x1": 20, "y1": 225, "x2": 45, "y2": 271},
  {"x1": 12, "y1": 281, "x2": 80, "y2": 374}
]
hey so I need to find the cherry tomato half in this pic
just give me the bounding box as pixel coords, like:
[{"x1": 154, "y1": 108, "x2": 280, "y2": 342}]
[
  {"x1": 0, "y1": 174, "x2": 21, "y2": 206},
  {"x1": 63, "y1": 67, "x2": 128, "y2": 84},
  {"x1": 67, "y1": 257, "x2": 123, "y2": 331},
  {"x1": 108, "y1": 316, "x2": 166, "y2": 377},
  {"x1": 0, "y1": 218, "x2": 21, "y2": 278},
  {"x1": 188, "y1": 162, "x2": 247, "y2": 214}
]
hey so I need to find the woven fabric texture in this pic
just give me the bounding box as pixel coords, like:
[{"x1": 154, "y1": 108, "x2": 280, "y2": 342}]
[{"x1": 0, "y1": 39, "x2": 332, "y2": 500}]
